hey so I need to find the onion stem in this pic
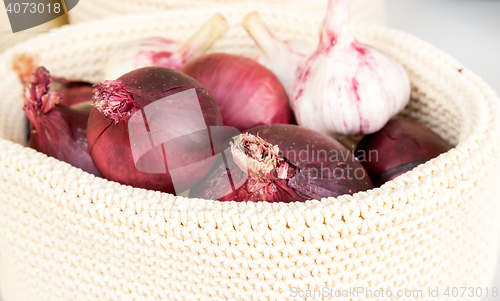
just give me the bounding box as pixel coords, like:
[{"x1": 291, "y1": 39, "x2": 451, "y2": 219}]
[
  {"x1": 231, "y1": 133, "x2": 291, "y2": 182},
  {"x1": 92, "y1": 80, "x2": 139, "y2": 123},
  {"x1": 23, "y1": 67, "x2": 60, "y2": 115}
]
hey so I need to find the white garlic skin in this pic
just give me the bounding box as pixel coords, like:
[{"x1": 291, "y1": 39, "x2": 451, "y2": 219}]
[
  {"x1": 103, "y1": 37, "x2": 181, "y2": 80},
  {"x1": 252, "y1": 39, "x2": 316, "y2": 94},
  {"x1": 290, "y1": 0, "x2": 411, "y2": 136},
  {"x1": 291, "y1": 36, "x2": 411, "y2": 136},
  {"x1": 255, "y1": 39, "x2": 316, "y2": 93}
]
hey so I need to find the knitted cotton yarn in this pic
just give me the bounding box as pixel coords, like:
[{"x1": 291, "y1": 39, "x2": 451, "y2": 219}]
[{"x1": 67, "y1": 0, "x2": 386, "y2": 26}]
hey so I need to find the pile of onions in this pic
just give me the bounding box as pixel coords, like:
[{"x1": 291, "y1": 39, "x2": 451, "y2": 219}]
[
  {"x1": 16, "y1": 65, "x2": 450, "y2": 200},
  {"x1": 190, "y1": 124, "x2": 373, "y2": 202},
  {"x1": 13, "y1": 8, "x2": 448, "y2": 202},
  {"x1": 181, "y1": 53, "x2": 294, "y2": 131},
  {"x1": 87, "y1": 66, "x2": 223, "y2": 194},
  {"x1": 355, "y1": 119, "x2": 452, "y2": 186}
]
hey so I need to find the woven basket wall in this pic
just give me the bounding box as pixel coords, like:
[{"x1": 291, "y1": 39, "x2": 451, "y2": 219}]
[
  {"x1": 67, "y1": 0, "x2": 385, "y2": 25},
  {"x1": 0, "y1": 4, "x2": 500, "y2": 301}
]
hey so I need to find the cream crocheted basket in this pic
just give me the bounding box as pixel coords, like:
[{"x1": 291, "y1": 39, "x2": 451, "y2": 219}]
[{"x1": 0, "y1": 4, "x2": 500, "y2": 301}]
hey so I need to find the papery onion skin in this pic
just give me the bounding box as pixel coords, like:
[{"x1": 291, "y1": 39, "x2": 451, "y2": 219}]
[
  {"x1": 13, "y1": 54, "x2": 94, "y2": 106},
  {"x1": 190, "y1": 124, "x2": 373, "y2": 202},
  {"x1": 51, "y1": 79, "x2": 94, "y2": 106},
  {"x1": 23, "y1": 67, "x2": 101, "y2": 176},
  {"x1": 12, "y1": 53, "x2": 37, "y2": 84},
  {"x1": 181, "y1": 53, "x2": 294, "y2": 132},
  {"x1": 87, "y1": 66, "x2": 223, "y2": 194},
  {"x1": 354, "y1": 119, "x2": 452, "y2": 186}
]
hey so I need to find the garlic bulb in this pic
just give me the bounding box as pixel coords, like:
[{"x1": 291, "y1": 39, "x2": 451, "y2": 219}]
[
  {"x1": 242, "y1": 12, "x2": 316, "y2": 94},
  {"x1": 290, "y1": 0, "x2": 411, "y2": 135},
  {"x1": 103, "y1": 13, "x2": 228, "y2": 80}
]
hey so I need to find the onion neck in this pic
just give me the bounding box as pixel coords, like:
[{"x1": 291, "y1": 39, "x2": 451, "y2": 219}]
[
  {"x1": 23, "y1": 67, "x2": 60, "y2": 115},
  {"x1": 231, "y1": 133, "x2": 295, "y2": 183},
  {"x1": 92, "y1": 80, "x2": 139, "y2": 123},
  {"x1": 320, "y1": 0, "x2": 351, "y2": 48}
]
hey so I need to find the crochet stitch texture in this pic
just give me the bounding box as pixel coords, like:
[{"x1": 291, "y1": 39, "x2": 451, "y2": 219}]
[{"x1": 0, "y1": 5, "x2": 499, "y2": 301}]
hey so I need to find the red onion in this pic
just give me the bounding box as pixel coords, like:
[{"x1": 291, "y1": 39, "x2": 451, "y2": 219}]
[
  {"x1": 87, "y1": 66, "x2": 223, "y2": 194},
  {"x1": 190, "y1": 124, "x2": 373, "y2": 202},
  {"x1": 355, "y1": 119, "x2": 452, "y2": 186},
  {"x1": 22, "y1": 67, "x2": 100, "y2": 176},
  {"x1": 13, "y1": 54, "x2": 93, "y2": 106},
  {"x1": 103, "y1": 13, "x2": 228, "y2": 80},
  {"x1": 181, "y1": 53, "x2": 294, "y2": 132}
]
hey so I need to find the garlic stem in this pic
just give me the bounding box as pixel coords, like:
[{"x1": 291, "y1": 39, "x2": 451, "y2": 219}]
[
  {"x1": 243, "y1": 11, "x2": 310, "y2": 93},
  {"x1": 320, "y1": 0, "x2": 351, "y2": 47},
  {"x1": 242, "y1": 12, "x2": 288, "y2": 61},
  {"x1": 177, "y1": 13, "x2": 229, "y2": 62}
]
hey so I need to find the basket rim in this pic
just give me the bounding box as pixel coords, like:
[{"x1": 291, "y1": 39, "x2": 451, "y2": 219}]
[{"x1": 0, "y1": 7, "x2": 499, "y2": 219}]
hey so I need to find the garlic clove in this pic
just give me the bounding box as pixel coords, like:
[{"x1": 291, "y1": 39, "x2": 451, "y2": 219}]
[
  {"x1": 290, "y1": 0, "x2": 411, "y2": 136},
  {"x1": 103, "y1": 13, "x2": 228, "y2": 80},
  {"x1": 242, "y1": 12, "x2": 316, "y2": 94}
]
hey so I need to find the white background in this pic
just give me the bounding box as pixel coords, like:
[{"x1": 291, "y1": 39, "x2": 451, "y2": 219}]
[
  {"x1": 387, "y1": 0, "x2": 500, "y2": 96},
  {"x1": 0, "y1": 0, "x2": 499, "y2": 300}
]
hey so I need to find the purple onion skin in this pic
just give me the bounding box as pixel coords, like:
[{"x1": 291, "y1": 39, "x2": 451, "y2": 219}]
[
  {"x1": 181, "y1": 53, "x2": 294, "y2": 132},
  {"x1": 87, "y1": 66, "x2": 223, "y2": 194},
  {"x1": 354, "y1": 119, "x2": 452, "y2": 186},
  {"x1": 190, "y1": 124, "x2": 373, "y2": 202},
  {"x1": 53, "y1": 80, "x2": 94, "y2": 106},
  {"x1": 23, "y1": 68, "x2": 101, "y2": 176},
  {"x1": 12, "y1": 54, "x2": 94, "y2": 106},
  {"x1": 28, "y1": 102, "x2": 101, "y2": 176}
]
